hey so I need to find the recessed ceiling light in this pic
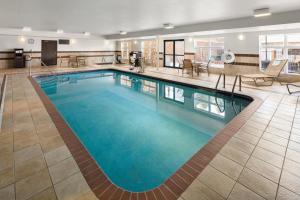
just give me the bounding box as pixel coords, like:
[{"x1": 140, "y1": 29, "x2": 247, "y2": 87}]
[
  {"x1": 84, "y1": 32, "x2": 90, "y2": 36},
  {"x1": 163, "y1": 23, "x2": 175, "y2": 29},
  {"x1": 57, "y1": 29, "x2": 64, "y2": 34},
  {"x1": 254, "y1": 8, "x2": 271, "y2": 17},
  {"x1": 120, "y1": 31, "x2": 127, "y2": 35},
  {"x1": 22, "y1": 27, "x2": 32, "y2": 32}
]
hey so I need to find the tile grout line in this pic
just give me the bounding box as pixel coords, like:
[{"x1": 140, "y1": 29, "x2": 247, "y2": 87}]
[
  {"x1": 192, "y1": 96, "x2": 277, "y2": 199},
  {"x1": 226, "y1": 94, "x2": 284, "y2": 199},
  {"x1": 23, "y1": 76, "x2": 59, "y2": 200},
  {"x1": 274, "y1": 96, "x2": 299, "y2": 200}
]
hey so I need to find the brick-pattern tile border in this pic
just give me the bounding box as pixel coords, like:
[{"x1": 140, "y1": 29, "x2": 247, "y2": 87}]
[{"x1": 28, "y1": 70, "x2": 262, "y2": 200}]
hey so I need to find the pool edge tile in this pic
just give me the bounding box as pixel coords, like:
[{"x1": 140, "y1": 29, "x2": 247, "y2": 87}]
[{"x1": 28, "y1": 71, "x2": 262, "y2": 200}]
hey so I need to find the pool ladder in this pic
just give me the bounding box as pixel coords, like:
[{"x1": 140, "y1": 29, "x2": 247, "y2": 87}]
[{"x1": 215, "y1": 73, "x2": 242, "y2": 95}]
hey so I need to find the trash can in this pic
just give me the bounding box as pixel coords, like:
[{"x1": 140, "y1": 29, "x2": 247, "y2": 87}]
[{"x1": 25, "y1": 55, "x2": 32, "y2": 68}]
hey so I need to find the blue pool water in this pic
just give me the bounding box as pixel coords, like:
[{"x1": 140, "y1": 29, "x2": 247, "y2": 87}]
[{"x1": 35, "y1": 70, "x2": 251, "y2": 192}]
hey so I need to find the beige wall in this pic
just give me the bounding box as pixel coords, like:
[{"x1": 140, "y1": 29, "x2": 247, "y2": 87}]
[{"x1": 0, "y1": 35, "x2": 117, "y2": 69}]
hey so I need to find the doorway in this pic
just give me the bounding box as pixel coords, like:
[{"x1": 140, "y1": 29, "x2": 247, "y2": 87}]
[
  {"x1": 163, "y1": 39, "x2": 184, "y2": 68},
  {"x1": 41, "y1": 40, "x2": 58, "y2": 66}
]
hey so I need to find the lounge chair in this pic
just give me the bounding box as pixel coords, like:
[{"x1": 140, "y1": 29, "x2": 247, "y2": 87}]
[
  {"x1": 241, "y1": 59, "x2": 288, "y2": 86},
  {"x1": 286, "y1": 83, "x2": 300, "y2": 94}
]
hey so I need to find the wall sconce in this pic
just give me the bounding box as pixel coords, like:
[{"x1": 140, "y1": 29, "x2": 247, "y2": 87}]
[
  {"x1": 238, "y1": 34, "x2": 245, "y2": 41},
  {"x1": 19, "y1": 36, "x2": 26, "y2": 43},
  {"x1": 70, "y1": 39, "x2": 76, "y2": 44}
]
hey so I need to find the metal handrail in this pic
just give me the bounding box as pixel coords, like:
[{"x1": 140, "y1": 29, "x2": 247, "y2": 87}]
[
  {"x1": 231, "y1": 75, "x2": 242, "y2": 96},
  {"x1": 215, "y1": 73, "x2": 225, "y2": 90}
]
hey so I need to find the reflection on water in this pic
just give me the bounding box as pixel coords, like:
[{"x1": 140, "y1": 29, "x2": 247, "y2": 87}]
[
  {"x1": 111, "y1": 73, "x2": 248, "y2": 122},
  {"x1": 36, "y1": 70, "x2": 251, "y2": 192},
  {"x1": 38, "y1": 71, "x2": 250, "y2": 124}
]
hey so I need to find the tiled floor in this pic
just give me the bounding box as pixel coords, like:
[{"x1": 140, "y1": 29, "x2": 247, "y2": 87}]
[{"x1": 0, "y1": 65, "x2": 300, "y2": 200}]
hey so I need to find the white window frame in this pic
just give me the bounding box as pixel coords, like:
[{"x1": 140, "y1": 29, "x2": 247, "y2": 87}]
[
  {"x1": 121, "y1": 41, "x2": 129, "y2": 59},
  {"x1": 259, "y1": 33, "x2": 300, "y2": 74},
  {"x1": 193, "y1": 37, "x2": 224, "y2": 68}
]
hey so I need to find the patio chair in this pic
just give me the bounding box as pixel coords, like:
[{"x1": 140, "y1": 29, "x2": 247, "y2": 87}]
[
  {"x1": 68, "y1": 56, "x2": 78, "y2": 67},
  {"x1": 182, "y1": 59, "x2": 194, "y2": 76},
  {"x1": 241, "y1": 59, "x2": 288, "y2": 86},
  {"x1": 195, "y1": 60, "x2": 210, "y2": 76}
]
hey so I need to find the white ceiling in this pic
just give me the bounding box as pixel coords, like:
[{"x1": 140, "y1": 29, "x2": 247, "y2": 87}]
[{"x1": 0, "y1": 0, "x2": 300, "y2": 36}]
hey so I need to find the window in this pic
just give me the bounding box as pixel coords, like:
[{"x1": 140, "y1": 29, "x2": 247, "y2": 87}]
[
  {"x1": 164, "y1": 85, "x2": 184, "y2": 103},
  {"x1": 194, "y1": 93, "x2": 225, "y2": 117},
  {"x1": 164, "y1": 40, "x2": 185, "y2": 68},
  {"x1": 259, "y1": 33, "x2": 300, "y2": 73},
  {"x1": 194, "y1": 37, "x2": 224, "y2": 68},
  {"x1": 287, "y1": 34, "x2": 300, "y2": 73},
  {"x1": 259, "y1": 35, "x2": 285, "y2": 70},
  {"x1": 121, "y1": 42, "x2": 129, "y2": 59}
]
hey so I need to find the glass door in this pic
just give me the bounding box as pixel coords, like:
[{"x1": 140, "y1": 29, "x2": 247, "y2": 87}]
[{"x1": 164, "y1": 40, "x2": 184, "y2": 68}]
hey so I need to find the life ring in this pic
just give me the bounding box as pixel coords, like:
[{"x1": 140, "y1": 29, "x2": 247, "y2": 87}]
[{"x1": 223, "y1": 51, "x2": 235, "y2": 64}]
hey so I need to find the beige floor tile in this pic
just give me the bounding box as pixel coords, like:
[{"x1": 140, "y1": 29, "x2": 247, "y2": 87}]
[
  {"x1": 0, "y1": 184, "x2": 15, "y2": 200},
  {"x1": 0, "y1": 151, "x2": 13, "y2": 172},
  {"x1": 14, "y1": 131, "x2": 39, "y2": 152},
  {"x1": 277, "y1": 186, "x2": 300, "y2": 200},
  {"x1": 252, "y1": 147, "x2": 284, "y2": 168},
  {"x1": 198, "y1": 166, "x2": 235, "y2": 198},
  {"x1": 15, "y1": 168, "x2": 52, "y2": 200},
  {"x1": 28, "y1": 187, "x2": 57, "y2": 200},
  {"x1": 72, "y1": 190, "x2": 98, "y2": 200},
  {"x1": 14, "y1": 144, "x2": 43, "y2": 166},
  {"x1": 292, "y1": 128, "x2": 300, "y2": 136},
  {"x1": 246, "y1": 157, "x2": 281, "y2": 183},
  {"x1": 280, "y1": 170, "x2": 300, "y2": 195},
  {"x1": 257, "y1": 139, "x2": 286, "y2": 156},
  {"x1": 49, "y1": 157, "x2": 79, "y2": 184},
  {"x1": 209, "y1": 154, "x2": 243, "y2": 180},
  {"x1": 293, "y1": 123, "x2": 300, "y2": 130},
  {"x1": 54, "y1": 172, "x2": 90, "y2": 200},
  {"x1": 219, "y1": 145, "x2": 250, "y2": 166},
  {"x1": 13, "y1": 121, "x2": 35, "y2": 133},
  {"x1": 244, "y1": 121, "x2": 267, "y2": 131},
  {"x1": 283, "y1": 159, "x2": 300, "y2": 178},
  {"x1": 39, "y1": 134, "x2": 65, "y2": 153},
  {"x1": 286, "y1": 149, "x2": 300, "y2": 164},
  {"x1": 45, "y1": 145, "x2": 71, "y2": 167},
  {"x1": 181, "y1": 179, "x2": 224, "y2": 200},
  {"x1": 288, "y1": 141, "x2": 300, "y2": 153},
  {"x1": 227, "y1": 137, "x2": 255, "y2": 155},
  {"x1": 0, "y1": 167, "x2": 14, "y2": 188},
  {"x1": 15, "y1": 154, "x2": 47, "y2": 181},
  {"x1": 268, "y1": 122, "x2": 292, "y2": 133},
  {"x1": 239, "y1": 125, "x2": 264, "y2": 137},
  {"x1": 34, "y1": 121, "x2": 56, "y2": 132},
  {"x1": 36, "y1": 127, "x2": 59, "y2": 140},
  {"x1": 238, "y1": 168, "x2": 277, "y2": 200},
  {"x1": 290, "y1": 134, "x2": 300, "y2": 143},
  {"x1": 234, "y1": 131, "x2": 260, "y2": 145},
  {"x1": 228, "y1": 183, "x2": 265, "y2": 200},
  {"x1": 265, "y1": 126, "x2": 290, "y2": 139},
  {"x1": 262, "y1": 133, "x2": 288, "y2": 147}
]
